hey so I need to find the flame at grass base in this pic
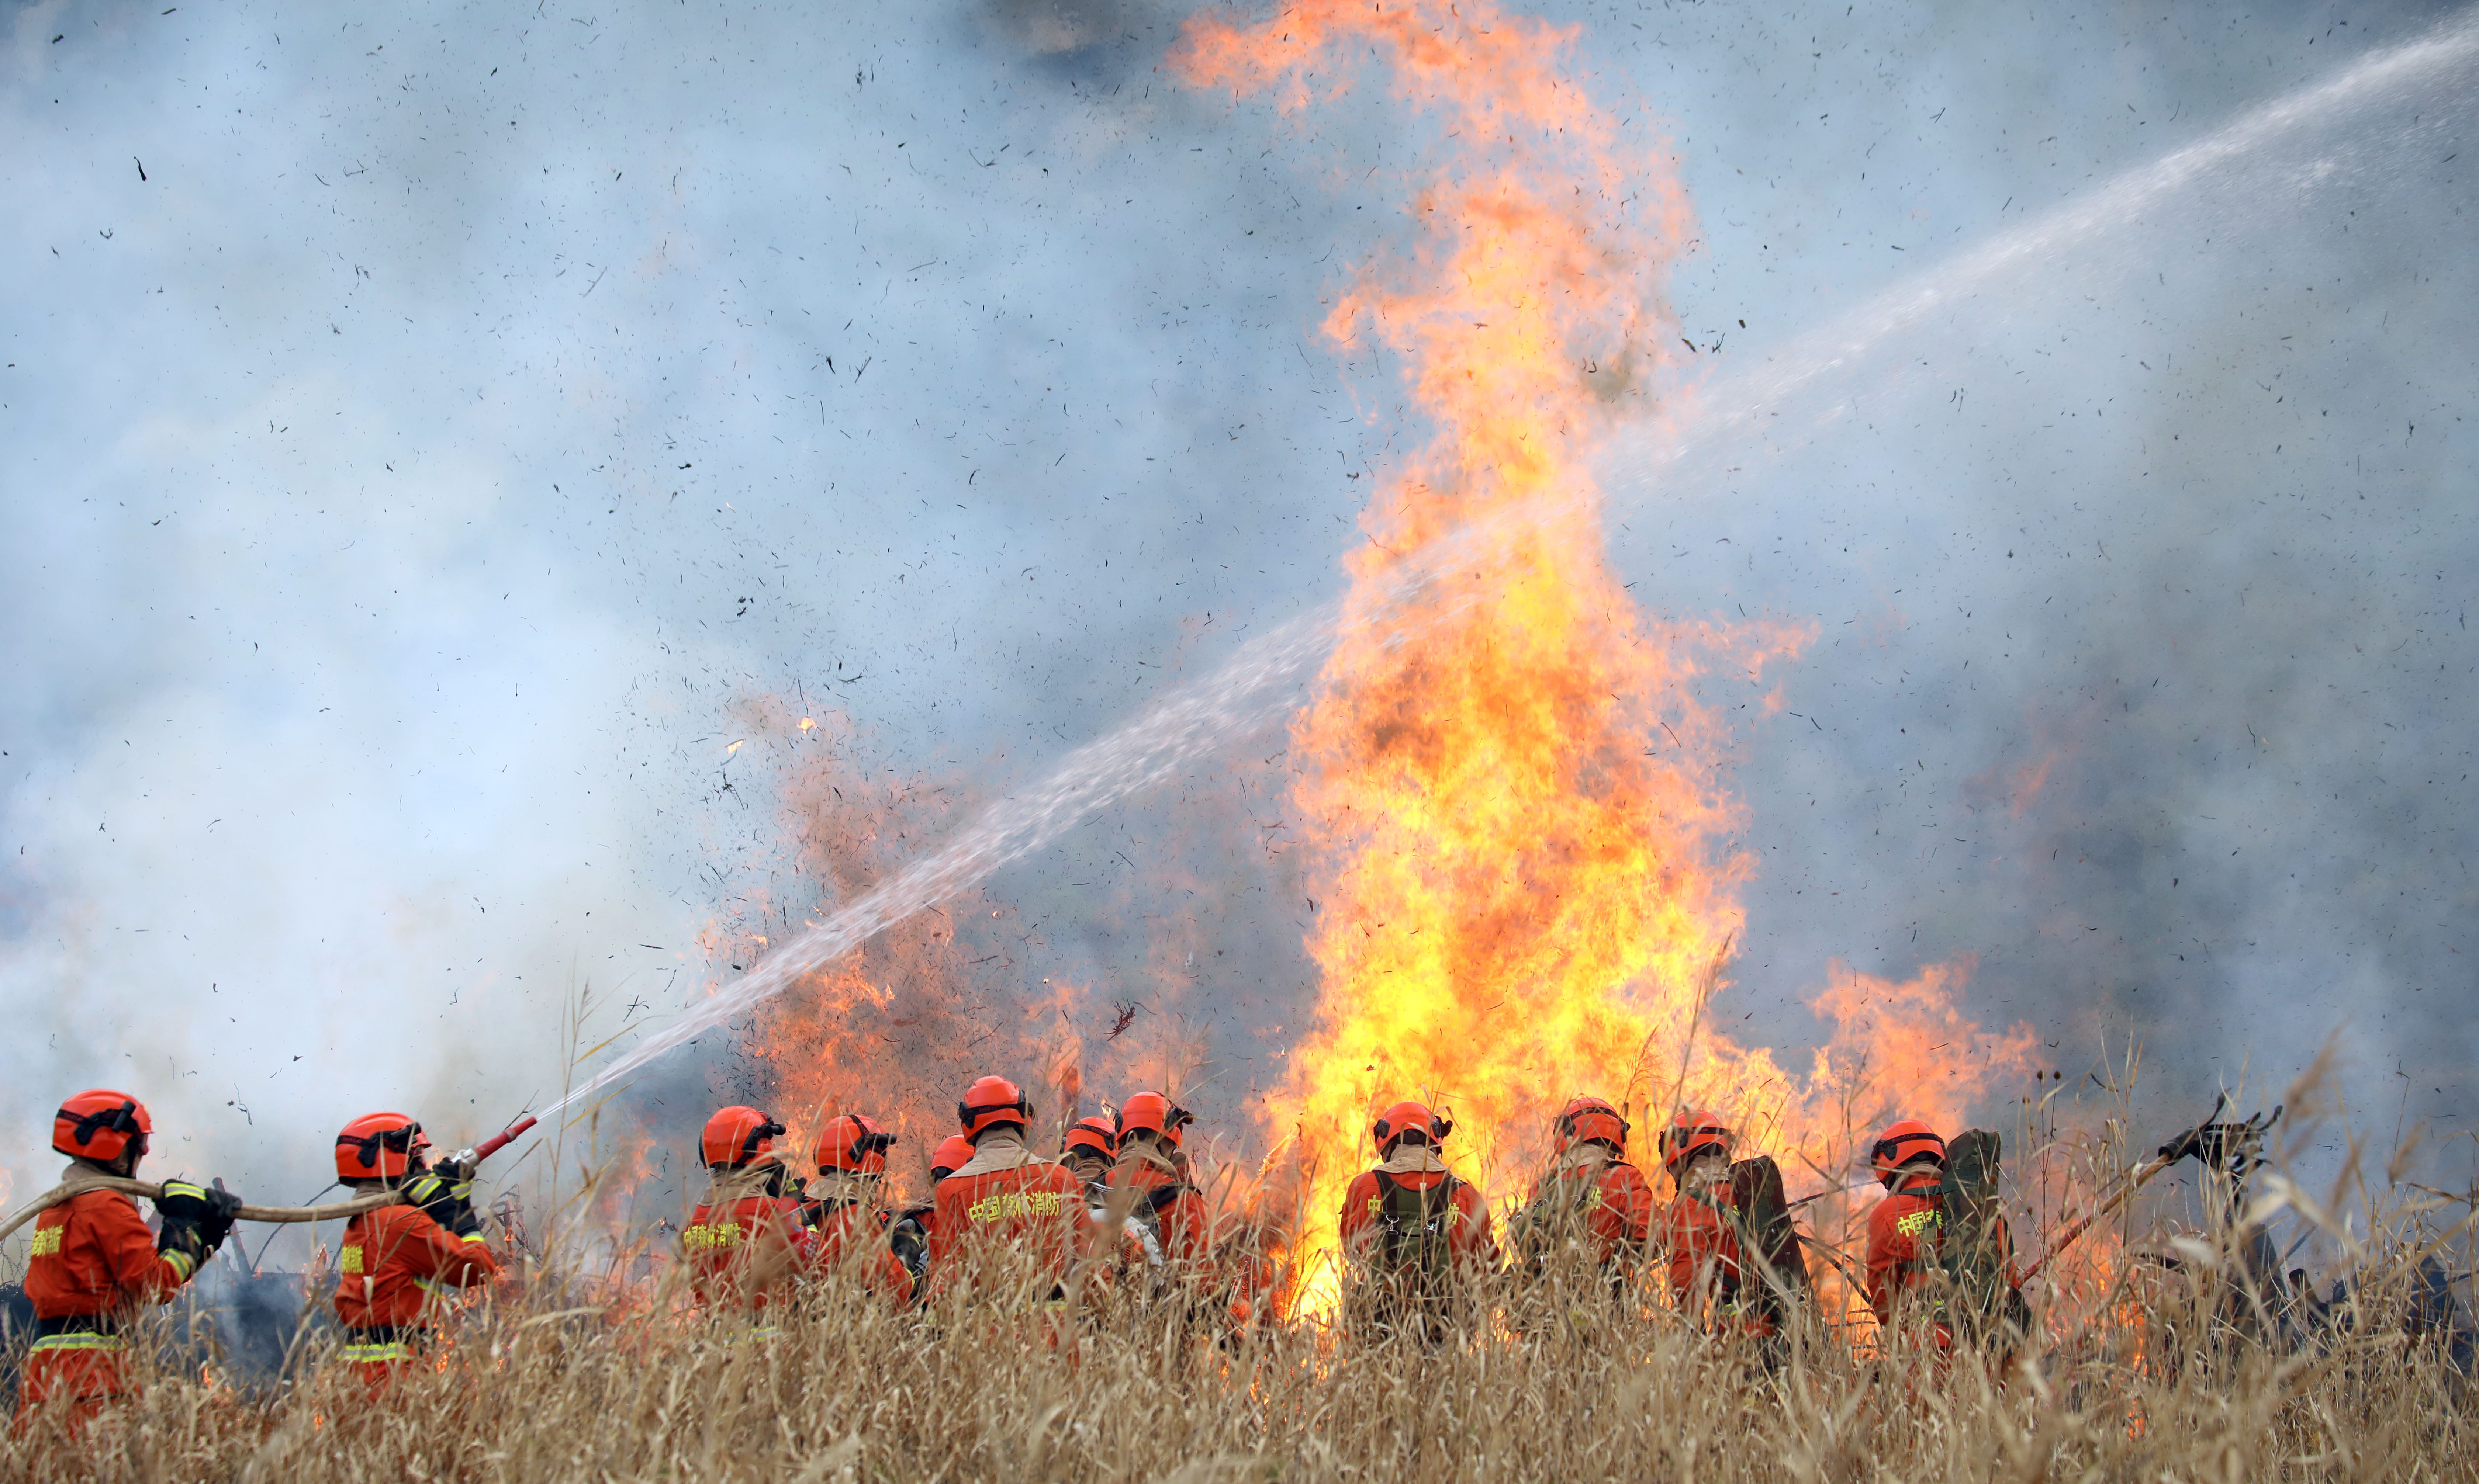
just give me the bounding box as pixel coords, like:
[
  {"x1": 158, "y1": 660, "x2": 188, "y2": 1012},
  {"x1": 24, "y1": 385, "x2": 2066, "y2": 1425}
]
[{"x1": 1176, "y1": 0, "x2": 2037, "y2": 1319}]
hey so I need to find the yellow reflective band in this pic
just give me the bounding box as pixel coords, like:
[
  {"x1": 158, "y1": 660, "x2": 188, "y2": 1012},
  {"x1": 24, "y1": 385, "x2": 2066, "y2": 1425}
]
[
  {"x1": 460, "y1": 1233, "x2": 488, "y2": 1245},
  {"x1": 29, "y1": 1227, "x2": 63, "y2": 1258},
  {"x1": 32, "y1": 1333, "x2": 126, "y2": 1354},
  {"x1": 340, "y1": 1341, "x2": 412, "y2": 1364},
  {"x1": 163, "y1": 1250, "x2": 197, "y2": 1281},
  {"x1": 340, "y1": 1245, "x2": 366, "y2": 1275}
]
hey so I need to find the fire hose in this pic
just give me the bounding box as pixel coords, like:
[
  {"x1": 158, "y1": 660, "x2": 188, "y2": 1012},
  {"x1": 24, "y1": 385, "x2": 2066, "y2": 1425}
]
[{"x1": 0, "y1": 1114, "x2": 537, "y2": 1247}]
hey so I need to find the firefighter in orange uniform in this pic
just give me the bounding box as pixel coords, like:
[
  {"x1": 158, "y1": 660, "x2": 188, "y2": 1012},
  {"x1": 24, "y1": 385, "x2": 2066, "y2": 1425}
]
[
  {"x1": 889, "y1": 1133, "x2": 974, "y2": 1297},
  {"x1": 1109, "y1": 1091, "x2": 1214, "y2": 1281},
  {"x1": 1653, "y1": 1108, "x2": 1775, "y2": 1338},
  {"x1": 1864, "y1": 1119, "x2": 1951, "y2": 1338},
  {"x1": 1338, "y1": 1100, "x2": 1497, "y2": 1341},
  {"x1": 682, "y1": 1106, "x2": 817, "y2": 1322},
  {"x1": 1511, "y1": 1096, "x2": 1657, "y2": 1276},
  {"x1": 927, "y1": 1076, "x2": 1089, "y2": 1314},
  {"x1": 17, "y1": 1090, "x2": 241, "y2": 1426},
  {"x1": 331, "y1": 1112, "x2": 501, "y2": 1393},
  {"x1": 1061, "y1": 1116, "x2": 1117, "y2": 1198},
  {"x1": 801, "y1": 1113, "x2": 914, "y2": 1309}
]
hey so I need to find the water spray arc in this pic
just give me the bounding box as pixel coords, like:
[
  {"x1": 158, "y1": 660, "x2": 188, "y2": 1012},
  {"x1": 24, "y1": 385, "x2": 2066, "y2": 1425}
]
[{"x1": 544, "y1": 10, "x2": 2479, "y2": 1131}]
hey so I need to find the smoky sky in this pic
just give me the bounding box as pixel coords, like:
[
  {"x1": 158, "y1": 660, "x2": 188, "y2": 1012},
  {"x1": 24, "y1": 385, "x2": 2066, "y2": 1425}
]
[{"x1": 3, "y1": 0, "x2": 2474, "y2": 1245}]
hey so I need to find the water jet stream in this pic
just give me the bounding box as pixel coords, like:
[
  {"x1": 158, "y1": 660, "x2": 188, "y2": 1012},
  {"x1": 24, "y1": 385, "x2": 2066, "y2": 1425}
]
[{"x1": 539, "y1": 9, "x2": 2479, "y2": 1126}]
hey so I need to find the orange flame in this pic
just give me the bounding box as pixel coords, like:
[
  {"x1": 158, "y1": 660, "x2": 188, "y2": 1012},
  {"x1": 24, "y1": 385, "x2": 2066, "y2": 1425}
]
[{"x1": 1177, "y1": 1, "x2": 2035, "y2": 1317}]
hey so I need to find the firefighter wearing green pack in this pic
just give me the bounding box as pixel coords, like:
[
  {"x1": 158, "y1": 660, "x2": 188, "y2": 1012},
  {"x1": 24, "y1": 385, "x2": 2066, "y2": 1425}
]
[
  {"x1": 1863, "y1": 1120, "x2": 2028, "y2": 1351},
  {"x1": 1339, "y1": 1099, "x2": 1498, "y2": 1341}
]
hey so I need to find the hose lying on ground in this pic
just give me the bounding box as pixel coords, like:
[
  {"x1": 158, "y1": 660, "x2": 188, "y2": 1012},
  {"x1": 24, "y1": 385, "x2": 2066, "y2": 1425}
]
[{"x1": 0, "y1": 1178, "x2": 401, "y2": 1245}]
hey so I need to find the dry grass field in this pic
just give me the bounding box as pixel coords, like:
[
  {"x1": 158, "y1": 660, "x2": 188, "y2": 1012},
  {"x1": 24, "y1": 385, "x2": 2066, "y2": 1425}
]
[{"x1": 3, "y1": 1179, "x2": 2472, "y2": 1484}]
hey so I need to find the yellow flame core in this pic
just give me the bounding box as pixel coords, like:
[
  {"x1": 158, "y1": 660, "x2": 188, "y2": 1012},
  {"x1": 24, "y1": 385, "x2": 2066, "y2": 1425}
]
[{"x1": 1178, "y1": 0, "x2": 2035, "y2": 1320}]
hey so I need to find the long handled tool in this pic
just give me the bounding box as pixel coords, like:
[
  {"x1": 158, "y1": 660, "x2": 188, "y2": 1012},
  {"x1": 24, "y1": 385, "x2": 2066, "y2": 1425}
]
[
  {"x1": 2019, "y1": 1095, "x2": 2278, "y2": 1284},
  {"x1": 0, "y1": 1113, "x2": 539, "y2": 1246}
]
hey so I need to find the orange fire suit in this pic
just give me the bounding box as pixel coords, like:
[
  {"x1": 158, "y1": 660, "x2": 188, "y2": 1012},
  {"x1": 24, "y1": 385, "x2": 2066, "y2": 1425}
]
[
  {"x1": 927, "y1": 1147, "x2": 1089, "y2": 1310},
  {"x1": 17, "y1": 1187, "x2": 198, "y2": 1422},
  {"x1": 333, "y1": 1204, "x2": 499, "y2": 1392},
  {"x1": 1659, "y1": 1187, "x2": 1774, "y2": 1336},
  {"x1": 1108, "y1": 1158, "x2": 1213, "y2": 1269},
  {"x1": 809, "y1": 1201, "x2": 913, "y2": 1310},
  {"x1": 685, "y1": 1189, "x2": 820, "y2": 1318},
  {"x1": 1338, "y1": 1167, "x2": 1498, "y2": 1269},
  {"x1": 1521, "y1": 1157, "x2": 1658, "y2": 1266},
  {"x1": 1864, "y1": 1170, "x2": 2020, "y2": 1345}
]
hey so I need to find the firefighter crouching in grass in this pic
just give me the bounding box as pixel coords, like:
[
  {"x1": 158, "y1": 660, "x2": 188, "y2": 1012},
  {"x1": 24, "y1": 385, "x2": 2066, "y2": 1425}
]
[
  {"x1": 1109, "y1": 1092, "x2": 1214, "y2": 1290},
  {"x1": 890, "y1": 1133, "x2": 974, "y2": 1299},
  {"x1": 1063, "y1": 1115, "x2": 1155, "y2": 1282},
  {"x1": 927, "y1": 1076, "x2": 1092, "y2": 1332},
  {"x1": 331, "y1": 1112, "x2": 500, "y2": 1393},
  {"x1": 800, "y1": 1113, "x2": 915, "y2": 1310},
  {"x1": 1338, "y1": 1100, "x2": 1498, "y2": 1345},
  {"x1": 18, "y1": 1089, "x2": 242, "y2": 1428},
  {"x1": 1508, "y1": 1096, "x2": 1657, "y2": 1290},
  {"x1": 1864, "y1": 1118, "x2": 2029, "y2": 1363},
  {"x1": 1642, "y1": 1109, "x2": 1812, "y2": 1369},
  {"x1": 683, "y1": 1105, "x2": 820, "y2": 1329},
  {"x1": 1062, "y1": 1117, "x2": 1118, "y2": 1207}
]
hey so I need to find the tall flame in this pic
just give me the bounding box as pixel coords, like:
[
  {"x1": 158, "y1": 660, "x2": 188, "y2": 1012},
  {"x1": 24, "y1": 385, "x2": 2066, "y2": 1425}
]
[{"x1": 1177, "y1": 0, "x2": 2035, "y2": 1317}]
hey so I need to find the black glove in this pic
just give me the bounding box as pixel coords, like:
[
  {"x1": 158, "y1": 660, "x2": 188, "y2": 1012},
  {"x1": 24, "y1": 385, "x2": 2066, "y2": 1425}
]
[
  {"x1": 155, "y1": 1178, "x2": 242, "y2": 1270},
  {"x1": 404, "y1": 1164, "x2": 481, "y2": 1239}
]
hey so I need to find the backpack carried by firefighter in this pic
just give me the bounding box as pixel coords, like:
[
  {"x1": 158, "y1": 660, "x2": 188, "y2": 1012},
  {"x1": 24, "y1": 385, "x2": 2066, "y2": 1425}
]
[
  {"x1": 1371, "y1": 1171, "x2": 1463, "y2": 1288},
  {"x1": 1934, "y1": 1128, "x2": 2031, "y2": 1343},
  {"x1": 1507, "y1": 1169, "x2": 1599, "y2": 1270},
  {"x1": 1726, "y1": 1155, "x2": 1811, "y2": 1324}
]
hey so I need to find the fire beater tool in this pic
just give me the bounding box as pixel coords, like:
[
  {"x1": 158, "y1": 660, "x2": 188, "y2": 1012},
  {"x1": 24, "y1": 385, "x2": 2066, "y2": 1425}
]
[{"x1": 2020, "y1": 1095, "x2": 2282, "y2": 1284}]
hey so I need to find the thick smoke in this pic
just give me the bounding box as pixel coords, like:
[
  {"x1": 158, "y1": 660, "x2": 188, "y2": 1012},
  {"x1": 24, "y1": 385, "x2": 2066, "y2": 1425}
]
[
  {"x1": 1603, "y1": 0, "x2": 2479, "y2": 1173},
  {"x1": 1, "y1": 0, "x2": 2471, "y2": 1261}
]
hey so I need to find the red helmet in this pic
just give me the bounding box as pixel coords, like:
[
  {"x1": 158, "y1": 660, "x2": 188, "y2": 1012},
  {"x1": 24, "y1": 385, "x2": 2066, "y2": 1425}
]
[
  {"x1": 1554, "y1": 1096, "x2": 1630, "y2": 1154},
  {"x1": 701, "y1": 1106, "x2": 786, "y2": 1170},
  {"x1": 1373, "y1": 1100, "x2": 1451, "y2": 1155},
  {"x1": 1657, "y1": 1109, "x2": 1733, "y2": 1172},
  {"x1": 957, "y1": 1076, "x2": 1033, "y2": 1140},
  {"x1": 814, "y1": 1113, "x2": 896, "y2": 1175},
  {"x1": 1064, "y1": 1117, "x2": 1118, "y2": 1162},
  {"x1": 1117, "y1": 1091, "x2": 1194, "y2": 1146},
  {"x1": 1872, "y1": 1119, "x2": 1947, "y2": 1187},
  {"x1": 929, "y1": 1134, "x2": 976, "y2": 1181},
  {"x1": 53, "y1": 1090, "x2": 151, "y2": 1164},
  {"x1": 335, "y1": 1112, "x2": 431, "y2": 1181}
]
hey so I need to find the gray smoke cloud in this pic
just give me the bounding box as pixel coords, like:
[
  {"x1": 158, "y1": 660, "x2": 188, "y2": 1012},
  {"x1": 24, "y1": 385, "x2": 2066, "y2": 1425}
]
[{"x1": 2, "y1": 0, "x2": 2471, "y2": 1256}]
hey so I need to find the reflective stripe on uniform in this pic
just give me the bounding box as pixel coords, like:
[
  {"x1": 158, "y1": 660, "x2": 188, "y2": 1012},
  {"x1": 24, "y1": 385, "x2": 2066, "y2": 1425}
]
[
  {"x1": 31, "y1": 1332, "x2": 127, "y2": 1354},
  {"x1": 162, "y1": 1249, "x2": 197, "y2": 1281},
  {"x1": 340, "y1": 1340, "x2": 413, "y2": 1364}
]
